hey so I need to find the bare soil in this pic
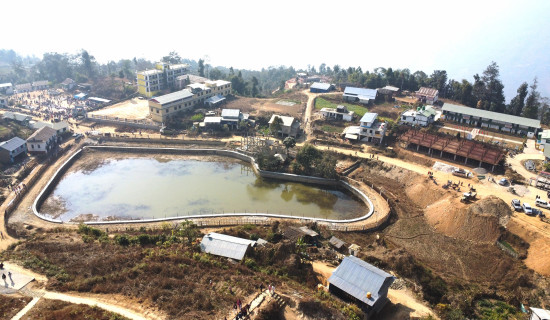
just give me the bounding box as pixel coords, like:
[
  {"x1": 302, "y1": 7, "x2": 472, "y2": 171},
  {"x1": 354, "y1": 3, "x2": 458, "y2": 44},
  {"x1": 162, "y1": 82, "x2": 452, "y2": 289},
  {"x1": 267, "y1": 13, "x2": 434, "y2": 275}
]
[
  {"x1": 88, "y1": 98, "x2": 150, "y2": 120},
  {"x1": 20, "y1": 298, "x2": 131, "y2": 320},
  {"x1": 0, "y1": 294, "x2": 32, "y2": 320},
  {"x1": 223, "y1": 94, "x2": 307, "y2": 120}
]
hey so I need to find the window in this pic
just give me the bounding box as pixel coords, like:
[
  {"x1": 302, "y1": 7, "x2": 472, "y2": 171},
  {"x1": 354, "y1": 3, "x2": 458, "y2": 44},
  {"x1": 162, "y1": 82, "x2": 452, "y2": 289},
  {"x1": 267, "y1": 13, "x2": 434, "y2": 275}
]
[
  {"x1": 156, "y1": 110, "x2": 159, "y2": 114},
  {"x1": 31, "y1": 144, "x2": 34, "y2": 149}
]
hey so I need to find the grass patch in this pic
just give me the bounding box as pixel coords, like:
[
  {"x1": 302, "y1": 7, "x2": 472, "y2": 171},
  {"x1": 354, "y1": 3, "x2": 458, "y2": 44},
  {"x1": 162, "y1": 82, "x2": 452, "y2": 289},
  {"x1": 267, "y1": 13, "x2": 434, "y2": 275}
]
[
  {"x1": 321, "y1": 125, "x2": 343, "y2": 133},
  {"x1": 315, "y1": 97, "x2": 369, "y2": 117},
  {"x1": 498, "y1": 240, "x2": 517, "y2": 254}
]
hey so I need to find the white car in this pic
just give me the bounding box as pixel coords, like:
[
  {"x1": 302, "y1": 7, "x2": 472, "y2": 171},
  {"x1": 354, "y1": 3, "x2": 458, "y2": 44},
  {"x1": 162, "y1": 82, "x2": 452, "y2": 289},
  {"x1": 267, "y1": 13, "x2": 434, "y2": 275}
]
[
  {"x1": 523, "y1": 203, "x2": 533, "y2": 215},
  {"x1": 535, "y1": 199, "x2": 550, "y2": 209}
]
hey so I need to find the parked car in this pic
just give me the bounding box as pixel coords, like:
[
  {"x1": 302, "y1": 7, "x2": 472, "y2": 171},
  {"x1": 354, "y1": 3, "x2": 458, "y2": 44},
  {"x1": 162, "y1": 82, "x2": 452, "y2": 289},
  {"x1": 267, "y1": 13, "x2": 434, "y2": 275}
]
[
  {"x1": 511, "y1": 199, "x2": 522, "y2": 211},
  {"x1": 535, "y1": 198, "x2": 550, "y2": 209},
  {"x1": 499, "y1": 178, "x2": 509, "y2": 186},
  {"x1": 452, "y1": 168, "x2": 470, "y2": 178},
  {"x1": 523, "y1": 203, "x2": 534, "y2": 215}
]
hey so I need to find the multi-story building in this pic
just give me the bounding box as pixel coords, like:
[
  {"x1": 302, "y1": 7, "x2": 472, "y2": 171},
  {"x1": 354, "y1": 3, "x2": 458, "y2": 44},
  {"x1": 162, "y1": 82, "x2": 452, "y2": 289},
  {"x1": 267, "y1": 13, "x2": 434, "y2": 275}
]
[
  {"x1": 342, "y1": 113, "x2": 387, "y2": 143},
  {"x1": 400, "y1": 105, "x2": 440, "y2": 127},
  {"x1": 137, "y1": 62, "x2": 190, "y2": 97},
  {"x1": 148, "y1": 79, "x2": 232, "y2": 123}
]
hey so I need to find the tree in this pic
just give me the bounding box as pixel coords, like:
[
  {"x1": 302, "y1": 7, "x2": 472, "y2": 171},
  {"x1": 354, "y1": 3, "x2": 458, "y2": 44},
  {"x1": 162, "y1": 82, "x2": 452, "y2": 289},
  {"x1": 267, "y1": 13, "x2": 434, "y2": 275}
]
[
  {"x1": 283, "y1": 136, "x2": 296, "y2": 156},
  {"x1": 178, "y1": 221, "x2": 199, "y2": 244},
  {"x1": 198, "y1": 59, "x2": 205, "y2": 77},
  {"x1": 507, "y1": 82, "x2": 528, "y2": 116},
  {"x1": 161, "y1": 51, "x2": 182, "y2": 64},
  {"x1": 477, "y1": 62, "x2": 505, "y2": 112},
  {"x1": 522, "y1": 78, "x2": 541, "y2": 119},
  {"x1": 251, "y1": 76, "x2": 259, "y2": 97},
  {"x1": 209, "y1": 68, "x2": 224, "y2": 80},
  {"x1": 270, "y1": 116, "x2": 283, "y2": 136},
  {"x1": 428, "y1": 70, "x2": 448, "y2": 97},
  {"x1": 81, "y1": 50, "x2": 95, "y2": 79},
  {"x1": 118, "y1": 70, "x2": 124, "y2": 79}
]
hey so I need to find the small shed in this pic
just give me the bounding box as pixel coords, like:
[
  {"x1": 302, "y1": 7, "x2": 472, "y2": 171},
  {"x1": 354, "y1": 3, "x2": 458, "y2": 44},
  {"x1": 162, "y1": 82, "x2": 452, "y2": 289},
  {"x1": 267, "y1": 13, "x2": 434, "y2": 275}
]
[
  {"x1": 328, "y1": 255, "x2": 395, "y2": 316},
  {"x1": 200, "y1": 232, "x2": 256, "y2": 261},
  {"x1": 348, "y1": 244, "x2": 361, "y2": 256},
  {"x1": 531, "y1": 307, "x2": 550, "y2": 320},
  {"x1": 283, "y1": 226, "x2": 319, "y2": 244},
  {"x1": 329, "y1": 236, "x2": 347, "y2": 251}
]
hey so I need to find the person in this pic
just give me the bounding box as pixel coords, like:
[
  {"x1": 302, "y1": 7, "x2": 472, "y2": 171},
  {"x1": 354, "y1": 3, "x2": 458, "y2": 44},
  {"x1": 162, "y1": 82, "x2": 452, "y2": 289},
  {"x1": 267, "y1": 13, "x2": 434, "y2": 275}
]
[
  {"x1": 259, "y1": 283, "x2": 264, "y2": 292},
  {"x1": 0, "y1": 262, "x2": 3, "y2": 269},
  {"x1": 1, "y1": 274, "x2": 5, "y2": 281}
]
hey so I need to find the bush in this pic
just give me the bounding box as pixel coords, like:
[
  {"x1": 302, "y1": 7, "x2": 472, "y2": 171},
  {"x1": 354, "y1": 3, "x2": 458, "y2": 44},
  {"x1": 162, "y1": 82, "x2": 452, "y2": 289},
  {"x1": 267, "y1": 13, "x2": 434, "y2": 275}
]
[{"x1": 115, "y1": 234, "x2": 130, "y2": 246}]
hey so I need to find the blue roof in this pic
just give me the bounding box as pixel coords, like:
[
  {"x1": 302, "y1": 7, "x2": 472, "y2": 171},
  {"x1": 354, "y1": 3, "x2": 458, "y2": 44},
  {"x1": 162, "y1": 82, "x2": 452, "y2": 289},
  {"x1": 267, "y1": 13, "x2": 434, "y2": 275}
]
[
  {"x1": 310, "y1": 82, "x2": 332, "y2": 91},
  {"x1": 360, "y1": 113, "x2": 378, "y2": 124},
  {"x1": 344, "y1": 87, "x2": 378, "y2": 100},
  {"x1": 0, "y1": 137, "x2": 26, "y2": 151},
  {"x1": 328, "y1": 256, "x2": 394, "y2": 306}
]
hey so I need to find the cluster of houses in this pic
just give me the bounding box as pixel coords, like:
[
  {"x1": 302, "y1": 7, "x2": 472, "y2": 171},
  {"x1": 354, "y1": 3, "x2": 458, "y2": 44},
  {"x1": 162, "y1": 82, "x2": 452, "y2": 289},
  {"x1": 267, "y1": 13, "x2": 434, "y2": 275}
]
[
  {"x1": 199, "y1": 229, "x2": 394, "y2": 317},
  {"x1": 0, "y1": 111, "x2": 70, "y2": 164}
]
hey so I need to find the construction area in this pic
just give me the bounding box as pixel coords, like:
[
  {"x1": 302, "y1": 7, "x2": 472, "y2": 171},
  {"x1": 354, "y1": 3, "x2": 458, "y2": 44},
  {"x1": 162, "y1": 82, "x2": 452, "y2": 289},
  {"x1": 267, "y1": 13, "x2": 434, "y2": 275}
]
[{"x1": 400, "y1": 129, "x2": 506, "y2": 171}]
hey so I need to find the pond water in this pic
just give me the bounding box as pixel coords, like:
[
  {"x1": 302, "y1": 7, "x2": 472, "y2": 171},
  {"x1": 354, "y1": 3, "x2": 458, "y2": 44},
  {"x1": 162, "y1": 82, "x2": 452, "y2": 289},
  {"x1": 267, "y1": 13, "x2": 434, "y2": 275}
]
[{"x1": 42, "y1": 157, "x2": 366, "y2": 222}]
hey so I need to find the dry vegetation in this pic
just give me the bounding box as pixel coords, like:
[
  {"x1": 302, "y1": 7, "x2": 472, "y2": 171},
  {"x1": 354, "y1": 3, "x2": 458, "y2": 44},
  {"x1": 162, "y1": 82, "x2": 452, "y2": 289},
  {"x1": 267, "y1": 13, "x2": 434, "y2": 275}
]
[
  {"x1": 20, "y1": 299, "x2": 130, "y2": 320},
  {"x1": 0, "y1": 294, "x2": 32, "y2": 319}
]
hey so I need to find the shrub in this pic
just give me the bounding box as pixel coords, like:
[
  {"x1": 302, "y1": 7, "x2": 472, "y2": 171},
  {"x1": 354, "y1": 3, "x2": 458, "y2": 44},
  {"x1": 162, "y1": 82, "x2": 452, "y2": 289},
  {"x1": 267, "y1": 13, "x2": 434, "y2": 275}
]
[{"x1": 115, "y1": 235, "x2": 130, "y2": 246}]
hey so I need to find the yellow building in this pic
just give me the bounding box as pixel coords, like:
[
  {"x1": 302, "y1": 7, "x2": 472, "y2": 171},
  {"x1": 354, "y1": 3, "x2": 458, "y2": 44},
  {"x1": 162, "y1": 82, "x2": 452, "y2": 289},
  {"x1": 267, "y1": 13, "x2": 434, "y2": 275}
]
[
  {"x1": 148, "y1": 79, "x2": 232, "y2": 123},
  {"x1": 137, "y1": 62, "x2": 189, "y2": 97}
]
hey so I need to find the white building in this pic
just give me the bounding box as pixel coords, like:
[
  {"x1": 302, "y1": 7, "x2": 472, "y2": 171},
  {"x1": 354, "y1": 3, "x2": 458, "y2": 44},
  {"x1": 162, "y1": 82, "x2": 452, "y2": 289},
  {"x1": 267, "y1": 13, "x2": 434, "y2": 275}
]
[
  {"x1": 0, "y1": 83, "x2": 14, "y2": 95},
  {"x1": 319, "y1": 105, "x2": 354, "y2": 121},
  {"x1": 343, "y1": 87, "x2": 378, "y2": 105},
  {"x1": 400, "y1": 105, "x2": 440, "y2": 127},
  {"x1": 269, "y1": 114, "x2": 300, "y2": 137},
  {"x1": 26, "y1": 126, "x2": 57, "y2": 155},
  {"x1": 342, "y1": 113, "x2": 387, "y2": 143}
]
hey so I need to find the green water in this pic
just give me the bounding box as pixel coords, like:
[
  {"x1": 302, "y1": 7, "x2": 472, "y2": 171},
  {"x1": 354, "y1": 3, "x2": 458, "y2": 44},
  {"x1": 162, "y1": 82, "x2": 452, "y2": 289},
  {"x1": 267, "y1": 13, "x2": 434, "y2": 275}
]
[{"x1": 43, "y1": 158, "x2": 366, "y2": 222}]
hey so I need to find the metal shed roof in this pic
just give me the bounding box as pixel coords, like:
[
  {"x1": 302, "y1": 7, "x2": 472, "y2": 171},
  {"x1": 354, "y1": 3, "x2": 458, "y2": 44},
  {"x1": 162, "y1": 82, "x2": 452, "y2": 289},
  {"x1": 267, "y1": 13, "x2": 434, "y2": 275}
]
[
  {"x1": 344, "y1": 87, "x2": 378, "y2": 100},
  {"x1": 310, "y1": 82, "x2": 332, "y2": 90},
  {"x1": 360, "y1": 113, "x2": 378, "y2": 124},
  {"x1": 329, "y1": 236, "x2": 346, "y2": 249},
  {"x1": 221, "y1": 108, "x2": 240, "y2": 118},
  {"x1": 0, "y1": 137, "x2": 26, "y2": 151},
  {"x1": 328, "y1": 255, "x2": 394, "y2": 307},
  {"x1": 442, "y1": 103, "x2": 541, "y2": 129},
  {"x1": 531, "y1": 307, "x2": 550, "y2": 320},
  {"x1": 416, "y1": 87, "x2": 438, "y2": 98},
  {"x1": 150, "y1": 89, "x2": 193, "y2": 105},
  {"x1": 200, "y1": 232, "x2": 256, "y2": 261},
  {"x1": 269, "y1": 114, "x2": 296, "y2": 127}
]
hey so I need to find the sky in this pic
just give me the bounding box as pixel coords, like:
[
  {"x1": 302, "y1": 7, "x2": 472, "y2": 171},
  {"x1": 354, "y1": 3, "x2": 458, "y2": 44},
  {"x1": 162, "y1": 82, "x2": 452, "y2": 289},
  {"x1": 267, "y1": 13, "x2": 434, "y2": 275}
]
[{"x1": 3, "y1": 0, "x2": 550, "y2": 100}]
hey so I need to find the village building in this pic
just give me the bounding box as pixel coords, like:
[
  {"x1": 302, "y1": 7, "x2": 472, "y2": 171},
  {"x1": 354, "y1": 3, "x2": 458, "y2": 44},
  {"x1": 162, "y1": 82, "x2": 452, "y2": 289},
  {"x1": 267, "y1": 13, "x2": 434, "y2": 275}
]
[
  {"x1": 0, "y1": 137, "x2": 27, "y2": 164},
  {"x1": 0, "y1": 95, "x2": 7, "y2": 108},
  {"x1": 200, "y1": 232, "x2": 256, "y2": 261},
  {"x1": 137, "y1": 62, "x2": 190, "y2": 97},
  {"x1": 201, "y1": 109, "x2": 249, "y2": 129},
  {"x1": 2, "y1": 111, "x2": 32, "y2": 125},
  {"x1": 148, "y1": 79, "x2": 232, "y2": 123},
  {"x1": 415, "y1": 87, "x2": 439, "y2": 104},
  {"x1": 0, "y1": 83, "x2": 14, "y2": 95},
  {"x1": 342, "y1": 113, "x2": 387, "y2": 143},
  {"x1": 26, "y1": 126, "x2": 58, "y2": 155},
  {"x1": 319, "y1": 105, "x2": 354, "y2": 121},
  {"x1": 329, "y1": 236, "x2": 347, "y2": 252},
  {"x1": 378, "y1": 85, "x2": 400, "y2": 100},
  {"x1": 175, "y1": 74, "x2": 210, "y2": 89},
  {"x1": 442, "y1": 103, "x2": 541, "y2": 137},
  {"x1": 32, "y1": 80, "x2": 49, "y2": 91},
  {"x1": 30, "y1": 120, "x2": 70, "y2": 135},
  {"x1": 283, "y1": 226, "x2": 319, "y2": 244},
  {"x1": 530, "y1": 307, "x2": 550, "y2": 320},
  {"x1": 328, "y1": 255, "x2": 394, "y2": 316},
  {"x1": 343, "y1": 87, "x2": 378, "y2": 105},
  {"x1": 309, "y1": 82, "x2": 334, "y2": 93},
  {"x1": 268, "y1": 114, "x2": 300, "y2": 137},
  {"x1": 400, "y1": 105, "x2": 440, "y2": 127},
  {"x1": 60, "y1": 78, "x2": 76, "y2": 91},
  {"x1": 15, "y1": 83, "x2": 32, "y2": 93}
]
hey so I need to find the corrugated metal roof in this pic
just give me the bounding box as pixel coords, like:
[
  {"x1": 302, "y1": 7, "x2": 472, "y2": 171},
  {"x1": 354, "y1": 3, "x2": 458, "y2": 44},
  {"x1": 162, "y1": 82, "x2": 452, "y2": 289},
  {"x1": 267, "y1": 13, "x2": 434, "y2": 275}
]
[
  {"x1": 416, "y1": 87, "x2": 438, "y2": 97},
  {"x1": 344, "y1": 87, "x2": 378, "y2": 100},
  {"x1": 382, "y1": 85, "x2": 399, "y2": 92},
  {"x1": 0, "y1": 83, "x2": 13, "y2": 88},
  {"x1": 310, "y1": 82, "x2": 332, "y2": 90},
  {"x1": 442, "y1": 103, "x2": 541, "y2": 128},
  {"x1": 204, "y1": 116, "x2": 222, "y2": 124},
  {"x1": 299, "y1": 226, "x2": 319, "y2": 237},
  {"x1": 200, "y1": 233, "x2": 256, "y2": 261},
  {"x1": 27, "y1": 126, "x2": 57, "y2": 142},
  {"x1": 360, "y1": 113, "x2": 378, "y2": 124},
  {"x1": 150, "y1": 89, "x2": 193, "y2": 105},
  {"x1": 32, "y1": 80, "x2": 49, "y2": 86},
  {"x1": 269, "y1": 114, "x2": 296, "y2": 127},
  {"x1": 3, "y1": 112, "x2": 32, "y2": 122},
  {"x1": 0, "y1": 137, "x2": 26, "y2": 151},
  {"x1": 531, "y1": 307, "x2": 550, "y2": 320},
  {"x1": 328, "y1": 256, "x2": 394, "y2": 306},
  {"x1": 329, "y1": 236, "x2": 346, "y2": 249},
  {"x1": 221, "y1": 108, "x2": 240, "y2": 118}
]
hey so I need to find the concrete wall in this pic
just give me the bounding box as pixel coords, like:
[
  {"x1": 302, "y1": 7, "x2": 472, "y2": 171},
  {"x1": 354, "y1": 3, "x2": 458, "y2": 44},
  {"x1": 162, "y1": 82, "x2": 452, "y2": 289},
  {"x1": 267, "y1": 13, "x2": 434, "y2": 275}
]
[{"x1": 32, "y1": 147, "x2": 375, "y2": 225}]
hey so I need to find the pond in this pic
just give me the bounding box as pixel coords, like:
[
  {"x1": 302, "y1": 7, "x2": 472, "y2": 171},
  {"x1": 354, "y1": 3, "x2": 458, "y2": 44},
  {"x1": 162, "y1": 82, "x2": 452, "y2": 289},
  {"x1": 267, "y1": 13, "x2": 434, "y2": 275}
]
[{"x1": 41, "y1": 157, "x2": 367, "y2": 222}]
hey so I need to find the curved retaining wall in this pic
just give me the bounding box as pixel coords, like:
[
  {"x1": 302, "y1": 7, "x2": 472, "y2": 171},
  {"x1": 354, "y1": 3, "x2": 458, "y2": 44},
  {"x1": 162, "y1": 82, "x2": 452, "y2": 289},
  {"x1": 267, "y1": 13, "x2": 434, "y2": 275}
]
[{"x1": 32, "y1": 146, "x2": 375, "y2": 225}]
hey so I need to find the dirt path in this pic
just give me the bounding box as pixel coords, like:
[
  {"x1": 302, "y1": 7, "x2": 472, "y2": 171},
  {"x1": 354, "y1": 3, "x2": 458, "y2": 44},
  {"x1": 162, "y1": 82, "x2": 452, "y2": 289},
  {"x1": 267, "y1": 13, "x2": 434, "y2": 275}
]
[{"x1": 301, "y1": 89, "x2": 318, "y2": 141}]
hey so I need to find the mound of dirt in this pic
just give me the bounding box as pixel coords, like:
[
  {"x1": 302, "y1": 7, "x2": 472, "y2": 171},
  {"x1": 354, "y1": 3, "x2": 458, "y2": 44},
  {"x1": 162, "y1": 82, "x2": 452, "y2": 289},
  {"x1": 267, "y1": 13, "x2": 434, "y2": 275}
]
[{"x1": 425, "y1": 196, "x2": 512, "y2": 243}]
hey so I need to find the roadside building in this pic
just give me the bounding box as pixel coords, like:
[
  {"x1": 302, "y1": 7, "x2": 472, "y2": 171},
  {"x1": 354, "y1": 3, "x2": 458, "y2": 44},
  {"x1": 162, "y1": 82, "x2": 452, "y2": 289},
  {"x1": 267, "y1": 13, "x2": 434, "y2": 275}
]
[
  {"x1": 200, "y1": 232, "x2": 256, "y2": 261},
  {"x1": 0, "y1": 83, "x2": 14, "y2": 95},
  {"x1": 530, "y1": 307, "x2": 550, "y2": 320},
  {"x1": 400, "y1": 105, "x2": 440, "y2": 127},
  {"x1": 442, "y1": 103, "x2": 541, "y2": 137},
  {"x1": 26, "y1": 126, "x2": 57, "y2": 155},
  {"x1": 269, "y1": 114, "x2": 300, "y2": 137},
  {"x1": 0, "y1": 137, "x2": 27, "y2": 164},
  {"x1": 30, "y1": 120, "x2": 70, "y2": 135},
  {"x1": 310, "y1": 82, "x2": 333, "y2": 93},
  {"x1": 32, "y1": 80, "x2": 49, "y2": 91},
  {"x1": 137, "y1": 62, "x2": 190, "y2": 97},
  {"x1": 2, "y1": 111, "x2": 32, "y2": 125},
  {"x1": 319, "y1": 105, "x2": 354, "y2": 121},
  {"x1": 60, "y1": 78, "x2": 76, "y2": 91},
  {"x1": 343, "y1": 87, "x2": 378, "y2": 105},
  {"x1": 220, "y1": 109, "x2": 248, "y2": 128},
  {"x1": 415, "y1": 87, "x2": 439, "y2": 104},
  {"x1": 342, "y1": 113, "x2": 387, "y2": 143},
  {"x1": 205, "y1": 94, "x2": 226, "y2": 107},
  {"x1": 328, "y1": 255, "x2": 394, "y2": 317}
]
